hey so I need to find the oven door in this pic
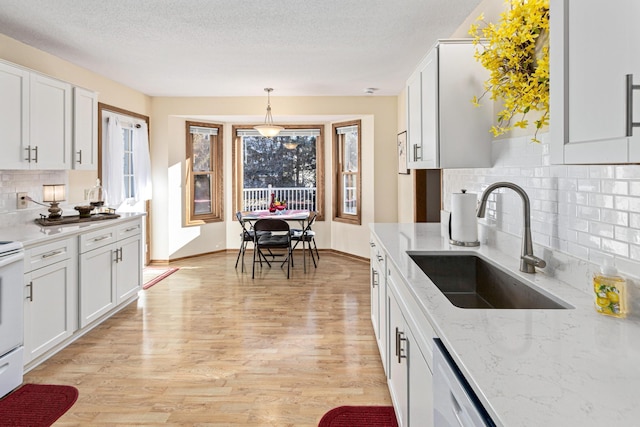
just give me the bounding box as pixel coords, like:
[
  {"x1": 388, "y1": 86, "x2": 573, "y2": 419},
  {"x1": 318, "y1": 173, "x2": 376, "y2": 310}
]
[{"x1": 0, "y1": 251, "x2": 25, "y2": 356}]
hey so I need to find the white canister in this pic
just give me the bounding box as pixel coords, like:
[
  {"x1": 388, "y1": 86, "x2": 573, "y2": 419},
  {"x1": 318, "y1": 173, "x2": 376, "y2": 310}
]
[{"x1": 450, "y1": 189, "x2": 479, "y2": 246}]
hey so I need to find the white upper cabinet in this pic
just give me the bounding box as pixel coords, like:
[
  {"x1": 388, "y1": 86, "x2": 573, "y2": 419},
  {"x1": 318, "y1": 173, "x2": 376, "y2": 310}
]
[
  {"x1": 0, "y1": 59, "x2": 96, "y2": 171},
  {"x1": 72, "y1": 87, "x2": 98, "y2": 170},
  {"x1": 550, "y1": 0, "x2": 640, "y2": 164},
  {"x1": 30, "y1": 73, "x2": 72, "y2": 169},
  {"x1": 0, "y1": 61, "x2": 30, "y2": 170},
  {"x1": 406, "y1": 39, "x2": 493, "y2": 169}
]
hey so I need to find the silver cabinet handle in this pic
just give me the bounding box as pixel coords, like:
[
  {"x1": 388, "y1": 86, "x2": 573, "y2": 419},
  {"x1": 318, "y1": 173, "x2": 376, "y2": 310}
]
[
  {"x1": 26, "y1": 281, "x2": 33, "y2": 302},
  {"x1": 376, "y1": 254, "x2": 384, "y2": 262},
  {"x1": 32, "y1": 146, "x2": 38, "y2": 163},
  {"x1": 42, "y1": 249, "x2": 64, "y2": 259},
  {"x1": 626, "y1": 74, "x2": 640, "y2": 136},
  {"x1": 371, "y1": 268, "x2": 378, "y2": 287},
  {"x1": 24, "y1": 146, "x2": 31, "y2": 162},
  {"x1": 413, "y1": 143, "x2": 422, "y2": 161},
  {"x1": 118, "y1": 247, "x2": 123, "y2": 262},
  {"x1": 369, "y1": 241, "x2": 375, "y2": 247},
  {"x1": 124, "y1": 227, "x2": 138, "y2": 232},
  {"x1": 396, "y1": 328, "x2": 407, "y2": 363},
  {"x1": 76, "y1": 149, "x2": 82, "y2": 164},
  {"x1": 92, "y1": 235, "x2": 110, "y2": 242}
]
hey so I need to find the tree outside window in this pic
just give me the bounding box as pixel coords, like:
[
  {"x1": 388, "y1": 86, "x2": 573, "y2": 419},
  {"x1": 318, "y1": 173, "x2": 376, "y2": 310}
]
[
  {"x1": 233, "y1": 126, "x2": 324, "y2": 219},
  {"x1": 186, "y1": 121, "x2": 223, "y2": 224},
  {"x1": 333, "y1": 120, "x2": 361, "y2": 225}
]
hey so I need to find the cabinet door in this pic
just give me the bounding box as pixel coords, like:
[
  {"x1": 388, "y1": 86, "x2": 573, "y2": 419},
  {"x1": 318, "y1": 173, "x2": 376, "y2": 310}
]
[
  {"x1": 550, "y1": 0, "x2": 640, "y2": 164},
  {"x1": 23, "y1": 259, "x2": 75, "y2": 363},
  {"x1": 388, "y1": 289, "x2": 408, "y2": 427},
  {"x1": 0, "y1": 61, "x2": 29, "y2": 170},
  {"x1": 116, "y1": 234, "x2": 142, "y2": 303},
  {"x1": 30, "y1": 73, "x2": 72, "y2": 169},
  {"x1": 72, "y1": 87, "x2": 98, "y2": 170},
  {"x1": 438, "y1": 42, "x2": 492, "y2": 168},
  {"x1": 407, "y1": 328, "x2": 434, "y2": 427},
  {"x1": 407, "y1": 68, "x2": 423, "y2": 169},
  {"x1": 420, "y1": 48, "x2": 439, "y2": 169},
  {"x1": 79, "y1": 243, "x2": 116, "y2": 327}
]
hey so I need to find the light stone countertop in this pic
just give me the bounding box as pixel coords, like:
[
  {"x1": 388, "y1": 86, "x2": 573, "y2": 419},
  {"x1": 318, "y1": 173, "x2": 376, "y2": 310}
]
[
  {"x1": 370, "y1": 222, "x2": 640, "y2": 427},
  {"x1": 0, "y1": 210, "x2": 145, "y2": 248}
]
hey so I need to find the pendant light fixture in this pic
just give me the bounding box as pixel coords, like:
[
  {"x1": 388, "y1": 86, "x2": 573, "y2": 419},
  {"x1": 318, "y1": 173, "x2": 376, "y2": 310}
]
[{"x1": 254, "y1": 88, "x2": 284, "y2": 137}]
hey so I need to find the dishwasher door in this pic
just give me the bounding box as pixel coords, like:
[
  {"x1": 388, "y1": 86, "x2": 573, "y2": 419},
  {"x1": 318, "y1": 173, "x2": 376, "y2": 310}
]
[{"x1": 433, "y1": 339, "x2": 495, "y2": 427}]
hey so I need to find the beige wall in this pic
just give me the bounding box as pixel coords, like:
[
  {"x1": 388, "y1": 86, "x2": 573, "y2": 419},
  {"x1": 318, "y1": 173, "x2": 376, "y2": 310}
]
[{"x1": 150, "y1": 96, "x2": 398, "y2": 261}]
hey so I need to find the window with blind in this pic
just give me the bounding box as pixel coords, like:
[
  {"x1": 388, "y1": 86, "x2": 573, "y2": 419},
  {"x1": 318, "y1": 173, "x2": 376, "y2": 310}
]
[
  {"x1": 186, "y1": 121, "x2": 223, "y2": 224},
  {"x1": 333, "y1": 120, "x2": 361, "y2": 225},
  {"x1": 232, "y1": 126, "x2": 324, "y2": 219}
]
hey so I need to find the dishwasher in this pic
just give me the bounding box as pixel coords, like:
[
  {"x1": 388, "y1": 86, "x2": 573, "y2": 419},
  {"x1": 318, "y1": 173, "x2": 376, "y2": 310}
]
[{"x1": 433, "y1": 338, "x2": 496, "y2": 427}]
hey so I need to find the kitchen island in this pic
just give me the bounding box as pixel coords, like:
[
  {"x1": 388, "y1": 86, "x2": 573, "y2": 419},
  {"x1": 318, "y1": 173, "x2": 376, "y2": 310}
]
[{"x1": 371, "y1": 222, "x2": 640, "y2": 427}]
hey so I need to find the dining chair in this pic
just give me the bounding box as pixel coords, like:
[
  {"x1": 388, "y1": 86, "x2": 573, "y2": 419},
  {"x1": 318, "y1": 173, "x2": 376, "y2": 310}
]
[
  {"x1": 252, "y1": 219, "x2": 292, "y2": 279},
  {"x1": 291, "y1": 211, "x2": 319, "y2": 269}
]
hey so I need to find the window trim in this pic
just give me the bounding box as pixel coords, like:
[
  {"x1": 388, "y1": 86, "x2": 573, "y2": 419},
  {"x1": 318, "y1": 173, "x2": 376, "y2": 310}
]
[
  {"x1": 332, "y1": 120, "x2": 362, "y2": 225},
  {"x1": 232, "y1": 124, "x2": 325, "y2": 221},
  {"x1": 185, "y1": 121, "x2": 224, "y2": 225}
]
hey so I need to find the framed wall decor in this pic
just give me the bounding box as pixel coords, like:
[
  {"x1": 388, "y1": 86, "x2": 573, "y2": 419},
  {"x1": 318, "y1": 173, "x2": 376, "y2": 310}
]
[{"x1": 397, "y1": 131, "x2": 409, "y2": 174}]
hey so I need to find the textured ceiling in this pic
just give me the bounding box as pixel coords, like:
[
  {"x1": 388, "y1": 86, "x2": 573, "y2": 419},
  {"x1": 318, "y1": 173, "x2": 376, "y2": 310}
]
[{"x1": 0, "y1": 0, "x2": 483, "y2": 97}]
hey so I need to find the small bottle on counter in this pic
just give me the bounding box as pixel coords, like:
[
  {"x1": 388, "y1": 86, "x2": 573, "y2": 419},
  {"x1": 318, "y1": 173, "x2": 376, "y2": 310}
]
[{"x1": 593, "y1": 260, "x2": 627, "y2": 318}]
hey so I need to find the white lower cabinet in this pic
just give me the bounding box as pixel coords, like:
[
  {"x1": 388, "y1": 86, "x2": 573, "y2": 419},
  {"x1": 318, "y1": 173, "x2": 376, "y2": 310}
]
[
  {"x1": 79, "y1": 219, "x2": 142, "y2": 327},
  {"x1": 381, "y1": 252, "x2": 436, "y2": 427},
  {"x1": 23, "y1": 237, "x2": 77, "y2": 364},
  {"x1": 370, "y1": 235, "x2": 387, "y2": 375}
]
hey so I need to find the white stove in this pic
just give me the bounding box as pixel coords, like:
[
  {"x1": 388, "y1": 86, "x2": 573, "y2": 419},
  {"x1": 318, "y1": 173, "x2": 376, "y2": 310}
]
[{"x1": 0, "y1": 240, "x2": 24, "y2": 397}]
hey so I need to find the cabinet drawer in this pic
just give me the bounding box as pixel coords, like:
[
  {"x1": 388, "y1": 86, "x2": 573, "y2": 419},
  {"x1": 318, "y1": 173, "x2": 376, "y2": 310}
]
[
  {"x1": 24, "y1": 238, "x2": 72, "y2": 272},
  {"x1": 0, "y1": 346, "x2": 23, "y2": 398},
  {"x1": 118, "y1": 220, "x2": 141, "y2": 240},
  {"x1": 79, "y1": 227, "x2": 117, "y2": 253}
]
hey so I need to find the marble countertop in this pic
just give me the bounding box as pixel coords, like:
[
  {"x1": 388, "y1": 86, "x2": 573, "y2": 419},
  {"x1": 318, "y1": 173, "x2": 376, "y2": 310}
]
[
  {"x1": 0, "y1": 210, "x2": 145, "y2": 248},
  {"x1": 370, "y1": 223, "x2": 640, "y2": 427}
]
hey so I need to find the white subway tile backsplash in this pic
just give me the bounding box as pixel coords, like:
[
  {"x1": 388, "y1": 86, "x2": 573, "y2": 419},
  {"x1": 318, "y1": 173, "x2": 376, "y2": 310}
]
[
  {"x1": 0, "y1": 170, "x2": 67, "y2": 214},
  {"x1": 444, "y1": 134, "x2": 640, "y2": 291}
]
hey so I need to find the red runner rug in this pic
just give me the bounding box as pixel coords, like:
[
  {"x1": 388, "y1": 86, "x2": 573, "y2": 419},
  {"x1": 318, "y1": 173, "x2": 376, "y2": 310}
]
[
  {"x1": 318, "y1": 406, "x2": 398, "y2": 427},
  {"x1": 0, "y1": 383, "x2": 78, "y2": 426},
  {"x1": 143, "y1": 267, "x2": 179, "y2": 290}
]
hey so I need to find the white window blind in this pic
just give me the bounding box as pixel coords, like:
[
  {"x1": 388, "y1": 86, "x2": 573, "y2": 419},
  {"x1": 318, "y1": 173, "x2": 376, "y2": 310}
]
[
  {"x1": 336, "y1": 125, "x2": 358, "y2": 135},
  {"x1": 236, "y1": 129, "x2": 320, "y2": 137},
  {"x1": 190, "y1": 126, "x2": 219, "y2": 136}
]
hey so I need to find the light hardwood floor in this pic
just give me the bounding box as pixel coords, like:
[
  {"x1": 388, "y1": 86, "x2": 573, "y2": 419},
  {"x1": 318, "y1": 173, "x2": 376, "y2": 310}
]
[{"x1": 25, "y1": 252, "x2": 391, "y2": 426}]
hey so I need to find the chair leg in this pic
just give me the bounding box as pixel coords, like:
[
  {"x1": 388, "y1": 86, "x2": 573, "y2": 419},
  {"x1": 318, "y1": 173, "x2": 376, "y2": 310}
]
[
  {"x1": 252, "y1": 243, "x2": 256, "y2": 279},
  {"x1": 308, "y1": 239, "x2": 317, "y2": 268},
  {"x1": 235, "y1": 238, "x2": 243, "y2": 269},
  {"x1": 313, "y1": 238, "x2": 319, "y2": 260}
]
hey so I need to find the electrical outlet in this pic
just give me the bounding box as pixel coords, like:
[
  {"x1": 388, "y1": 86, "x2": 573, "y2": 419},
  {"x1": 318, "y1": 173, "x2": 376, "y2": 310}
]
[{"x1": 17, "y1": 192, "x2": 28, "y2": 209}]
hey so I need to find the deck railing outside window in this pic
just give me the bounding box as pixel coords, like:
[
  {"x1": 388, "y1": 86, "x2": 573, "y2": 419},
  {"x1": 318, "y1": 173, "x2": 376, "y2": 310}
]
[{"x1": 243, "y1": 186, "x2": 316, "y2": 212}]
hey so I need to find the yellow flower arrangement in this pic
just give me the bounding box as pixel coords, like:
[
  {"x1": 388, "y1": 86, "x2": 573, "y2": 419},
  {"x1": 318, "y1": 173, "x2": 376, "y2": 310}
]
[{"x1": 469, "y1": 0, "x2": 549, "y2": 142}]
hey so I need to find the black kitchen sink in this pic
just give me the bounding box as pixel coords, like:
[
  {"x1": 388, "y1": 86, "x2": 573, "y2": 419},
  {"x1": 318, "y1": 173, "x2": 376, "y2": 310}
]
[{"x1": 408, "y1": 252, "x2": 571, "y2": 309}]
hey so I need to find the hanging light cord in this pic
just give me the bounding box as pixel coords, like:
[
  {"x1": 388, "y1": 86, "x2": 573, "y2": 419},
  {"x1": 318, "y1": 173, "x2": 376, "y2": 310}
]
[{"x1": 264, "y1": 88, "x2": 275, "y2": 125}]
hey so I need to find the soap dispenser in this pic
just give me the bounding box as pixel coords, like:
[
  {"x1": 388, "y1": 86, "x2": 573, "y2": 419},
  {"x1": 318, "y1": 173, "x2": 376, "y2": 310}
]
[{"x1": 593, "y1": 260, "x2": 627, "y2": 318}]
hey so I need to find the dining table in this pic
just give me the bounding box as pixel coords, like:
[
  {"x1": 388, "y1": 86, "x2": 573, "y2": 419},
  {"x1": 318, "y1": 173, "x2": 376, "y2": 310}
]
[{"x1": 240, "y1": 209, "x2": 312, "y2": 272}]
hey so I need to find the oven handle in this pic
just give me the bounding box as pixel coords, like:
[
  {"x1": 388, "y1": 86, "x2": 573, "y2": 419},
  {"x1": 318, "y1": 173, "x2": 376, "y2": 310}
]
[{"x1": 0, "y1": 251, "x2": 24, "y2": 268}]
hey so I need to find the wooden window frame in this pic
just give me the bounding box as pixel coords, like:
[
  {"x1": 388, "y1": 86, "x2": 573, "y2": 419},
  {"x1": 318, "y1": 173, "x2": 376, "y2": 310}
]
[
  {"x1": 185, "y1": 121, "x2": 223, "y2": 225},
  {"x1": 231, "y1": 124, "x2": 325, "y2": 221},
  {"x1": 332, "y1": 120, "x2": 361, "y2": 225}
]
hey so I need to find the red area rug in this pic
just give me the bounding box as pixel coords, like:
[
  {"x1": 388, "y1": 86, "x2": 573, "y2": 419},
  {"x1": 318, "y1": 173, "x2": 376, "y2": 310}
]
[
  {"x1": 0, "y1": 383, "x2": 78, "y2": 426},
  {"x1": 143, "y1": 266, "x2": 179, "y2": 289},
  {"x1": 318, "y1": 406, "x2": 398, "y2": 427}
]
